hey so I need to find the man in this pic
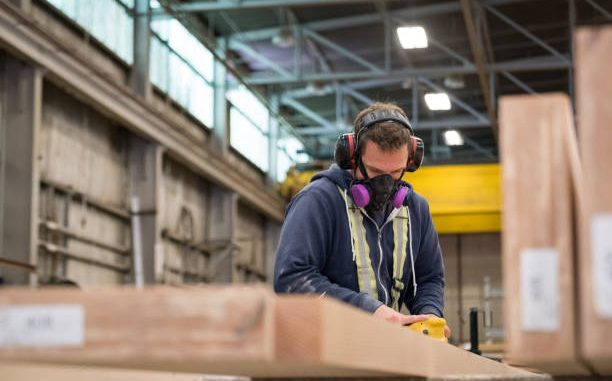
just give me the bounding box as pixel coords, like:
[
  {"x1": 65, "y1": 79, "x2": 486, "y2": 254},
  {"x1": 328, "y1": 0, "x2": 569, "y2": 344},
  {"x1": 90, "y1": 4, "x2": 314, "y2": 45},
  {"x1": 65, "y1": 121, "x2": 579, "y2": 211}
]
[{"x1": 274, "y1": 102, "x2": 447, "y2": 334}]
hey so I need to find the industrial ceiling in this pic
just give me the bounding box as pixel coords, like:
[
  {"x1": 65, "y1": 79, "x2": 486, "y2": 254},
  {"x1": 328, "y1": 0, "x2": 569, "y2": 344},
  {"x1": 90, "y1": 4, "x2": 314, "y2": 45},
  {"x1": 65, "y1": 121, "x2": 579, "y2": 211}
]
[{"x1": 158, "y1": 0, "x2": 612, "y2": 164}]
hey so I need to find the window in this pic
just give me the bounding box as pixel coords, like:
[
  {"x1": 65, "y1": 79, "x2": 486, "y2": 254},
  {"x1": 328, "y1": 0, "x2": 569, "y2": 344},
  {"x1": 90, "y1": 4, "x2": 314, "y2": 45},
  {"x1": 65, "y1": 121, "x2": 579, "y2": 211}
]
[
  {"x1": 45, "y1": 0, "x2": 134, "y2": 64},
  {"x1": 150, "y1": 2, "x2": 214, "y2": 127},
  {"x1": 276, "y1": 126, "x2": 310, "y2": 182},
  {"x1": 227, "y1": 86, "x2": 270, "y2": 171}
]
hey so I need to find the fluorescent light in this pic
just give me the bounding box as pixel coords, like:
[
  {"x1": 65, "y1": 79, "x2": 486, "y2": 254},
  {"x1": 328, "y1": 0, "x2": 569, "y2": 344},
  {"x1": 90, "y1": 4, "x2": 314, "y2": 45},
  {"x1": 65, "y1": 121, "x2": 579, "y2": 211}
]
[
  {"x1": 424, "y1": 92, "x2": 451, "y2": 111},
  {"x1": 443, "y1": 130, "x2": 464, "y2": 146},
  {"x1": 396, "y1": 26, "x2": 428, "y2": 49}
]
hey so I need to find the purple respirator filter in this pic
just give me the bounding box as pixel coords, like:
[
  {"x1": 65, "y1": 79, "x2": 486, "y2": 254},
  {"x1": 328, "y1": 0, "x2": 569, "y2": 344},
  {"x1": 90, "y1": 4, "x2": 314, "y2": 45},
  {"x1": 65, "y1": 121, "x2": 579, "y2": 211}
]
[
  {"x1": 350, "y1": 184, "x2": 370, "y2": 208},
  {"x1": 392, "y1": 186, "x2": 408, "y2": 209}
]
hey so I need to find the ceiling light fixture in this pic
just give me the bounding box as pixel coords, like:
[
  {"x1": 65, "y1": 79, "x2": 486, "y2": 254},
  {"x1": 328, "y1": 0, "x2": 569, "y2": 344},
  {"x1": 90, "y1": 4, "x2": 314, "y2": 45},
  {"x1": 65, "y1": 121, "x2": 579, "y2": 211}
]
[
  {"x1": 272, "y1": 26, "x2": 294, "y2": 48},
  {"x1": 396, "y1": 26, "x2": 428, "y2": 49},
  {"x1": 424, "y1": 92, "x2": 451, "y2": 111},
  {"x1": 443, "y1": 130, "x2": 464, "y2": 146},
  {"x1": 443, "y1": 74, "x2": 465, "y2": 90}
]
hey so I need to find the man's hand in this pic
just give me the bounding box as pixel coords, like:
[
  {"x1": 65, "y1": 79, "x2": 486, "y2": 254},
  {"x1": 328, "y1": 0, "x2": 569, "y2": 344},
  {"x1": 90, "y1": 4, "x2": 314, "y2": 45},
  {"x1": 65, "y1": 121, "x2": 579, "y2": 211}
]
[
  {"x1": 372, "y1": 305, "x2": 429, "y2": 326},
  {"x1": 373, "y1": 307, "x2": 452, "y2": 339}
]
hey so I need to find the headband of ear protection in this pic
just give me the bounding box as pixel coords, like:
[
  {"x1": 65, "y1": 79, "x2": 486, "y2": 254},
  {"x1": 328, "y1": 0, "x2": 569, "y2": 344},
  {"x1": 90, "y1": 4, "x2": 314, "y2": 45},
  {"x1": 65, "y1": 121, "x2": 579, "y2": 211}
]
[{"x1": 334, "y1": 109, "x2": 425, "y2": 172}]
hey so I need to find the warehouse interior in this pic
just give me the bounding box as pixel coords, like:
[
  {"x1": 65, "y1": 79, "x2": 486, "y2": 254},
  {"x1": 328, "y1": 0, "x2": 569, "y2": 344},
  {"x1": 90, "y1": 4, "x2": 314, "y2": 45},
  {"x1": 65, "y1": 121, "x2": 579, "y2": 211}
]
[{"x1": 1, "y1": 0, "x2": 612, "y2": 379}]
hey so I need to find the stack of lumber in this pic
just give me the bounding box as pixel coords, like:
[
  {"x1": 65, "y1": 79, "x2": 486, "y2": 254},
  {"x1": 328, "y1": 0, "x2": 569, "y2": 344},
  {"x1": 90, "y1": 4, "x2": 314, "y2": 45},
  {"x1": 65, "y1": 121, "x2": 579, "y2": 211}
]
[{"x1": 0, "y1": 286, "x2": 540, "y2": 380}]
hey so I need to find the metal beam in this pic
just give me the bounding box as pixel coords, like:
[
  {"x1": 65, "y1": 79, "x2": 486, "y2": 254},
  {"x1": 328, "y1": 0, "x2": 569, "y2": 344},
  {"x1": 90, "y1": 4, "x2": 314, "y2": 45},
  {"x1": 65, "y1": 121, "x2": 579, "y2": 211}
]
[
  {"x1": 501, "y1": 71, "x2": 536, "y2": 94},
  {"x1": 280, "y1": 82, "x2": 372, "y2": 103},
  {"x1": 464, "y1": 136, "x2": 495, "y2": 159},
  {"x1": 346, "y1": 77, "x2": 406, "y2": 90},
  {"x1": 412, "y1": 77, "x2": 419, "y2": 126},
  {"x1": 169, "y1": 0, "x2": 384, "y2": 13},
  {"x1": 459, "y1": 0, "x2": 497, "y2": 138},
  {"x1": 376, "y1": 0, "x2": 391, "y2": 71},
  {"x1": 212, "y1": 38, "x2": 229, "y2": 155},
  {"x1": 245, "y1": 55, "x2": 571, "y2": 84},
  {"x1": 228, "y1": 39, "x2": 293, "y2": 78},
  {"x1": 484, "y1": 4, "x2": 570, "y2": 64},
  {"x1": 342, "y1": 86, "x2": 373, "y2": 105},
  {"x1": 304, "y1": 37, "x2": 332, "y2": 73},
  {"x1": 302, "y1": 28, "x2": 383, "y2": 73},
  {"x1": 267, "y1": 95, "x2": 280, "y2": 183},
  {"x1": 281, "y1": 97, "x2": 337, "y2": 129},
  {"x1": 427, "y1": 37, "x2": 473, "y2": 67},
  {"x1": 335, "y1": 84, "x2": 343, "y2": 125},
  {"x1": 227, "y1": 0, "x2": 534, "y2": 42},
  {"x1": 131, "y1": 0, "x2": 151, "y2": 99},
  {"x1": 296, "y1": 117, "x2": 490, "y2": 135},
  {"x1": 584, "y1": 0, "x2": 612, "y2": 21},
  {"x1": 294, "y1": 25, "x2": 303, "y2": 79}
]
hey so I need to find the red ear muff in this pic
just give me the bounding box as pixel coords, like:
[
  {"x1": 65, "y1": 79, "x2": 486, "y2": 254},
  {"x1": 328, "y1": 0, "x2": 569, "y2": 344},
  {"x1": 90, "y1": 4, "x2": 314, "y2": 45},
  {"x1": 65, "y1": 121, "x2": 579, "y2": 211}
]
[
  {"x1": 406, "y1": 137, "x2": 424, "y2": 172},
  {"x1": 348, "y1": 133, "x2": 356, "y2": 169},
  {"x1": 334, "y1": 133, "x2": 358, "y2": 169}
]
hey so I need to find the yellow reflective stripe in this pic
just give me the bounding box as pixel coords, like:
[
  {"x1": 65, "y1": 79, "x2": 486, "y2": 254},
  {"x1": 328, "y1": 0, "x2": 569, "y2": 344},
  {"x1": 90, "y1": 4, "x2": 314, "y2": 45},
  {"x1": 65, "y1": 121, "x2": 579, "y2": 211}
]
[
  {"x1": 352, "y1": 210, "x2": 378, "y2": 300},
  {"x1": 346, "y1": 199, "x2": 369, "y2": 293},
  {"x1": 391, "y1": 206, "x2": 410, "y2": 311},
  {"x1": 337, "y1": 186, "x2": 378, "y2": 300}
]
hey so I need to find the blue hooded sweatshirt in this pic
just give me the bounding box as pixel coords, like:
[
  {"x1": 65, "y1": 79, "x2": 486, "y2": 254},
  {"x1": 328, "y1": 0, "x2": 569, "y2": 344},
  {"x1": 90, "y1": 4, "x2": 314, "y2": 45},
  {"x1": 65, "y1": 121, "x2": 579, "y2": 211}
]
[{"x1": 273, "y1": 164, "x2": 445, "y2": 316}]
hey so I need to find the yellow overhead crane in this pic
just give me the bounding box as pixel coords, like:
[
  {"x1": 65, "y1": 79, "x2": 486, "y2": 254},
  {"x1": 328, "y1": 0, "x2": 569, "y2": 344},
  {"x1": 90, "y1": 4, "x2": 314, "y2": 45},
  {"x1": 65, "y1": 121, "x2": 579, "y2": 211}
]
[{"x1": 278, "y1": 163, "x2": 501, "y2": 234}]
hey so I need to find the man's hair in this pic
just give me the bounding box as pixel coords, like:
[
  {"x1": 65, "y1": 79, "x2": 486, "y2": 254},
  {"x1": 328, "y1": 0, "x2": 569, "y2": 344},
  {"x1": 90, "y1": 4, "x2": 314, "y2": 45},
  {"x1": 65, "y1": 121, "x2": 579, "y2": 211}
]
[{"x1": 353, "y1": 102, "x2": 411, "y2": 152}]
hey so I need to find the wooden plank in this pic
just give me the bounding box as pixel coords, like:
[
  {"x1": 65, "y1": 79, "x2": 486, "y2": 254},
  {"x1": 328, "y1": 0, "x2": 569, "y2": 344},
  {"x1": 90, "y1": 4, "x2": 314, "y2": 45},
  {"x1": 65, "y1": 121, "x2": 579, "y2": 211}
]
[
  {"x1": 0, "y1": 362, "x2": 230, "y2": 381},
  {"x1": 499, "y1": 94, "x2": 588, "y2": 375},
  {"x1": 0, "y1": 286, "x2": 539, "y2": 379},
  {"x1": 0, "y1": 286, "x2": 276, "y2": 374},
  {"x1": 576, "y1": 26, "x2": 612, "y2": 376},
  {"x1": 276, "y1": 296, "x2": 538, "y2": 379}
]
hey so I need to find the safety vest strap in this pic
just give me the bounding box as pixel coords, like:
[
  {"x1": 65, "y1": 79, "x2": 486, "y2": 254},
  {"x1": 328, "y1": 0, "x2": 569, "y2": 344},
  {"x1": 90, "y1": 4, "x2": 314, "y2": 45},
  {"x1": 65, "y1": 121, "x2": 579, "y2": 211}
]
[
  {"x1": 337, "y1": 186, "x2": 410, "y2": 310},
  {"x1": 391, "y1": 206, "x2": 410, "y2": 310},
  {"x1": 337, "y1": 186, "x2": 378, "y2": 300}
]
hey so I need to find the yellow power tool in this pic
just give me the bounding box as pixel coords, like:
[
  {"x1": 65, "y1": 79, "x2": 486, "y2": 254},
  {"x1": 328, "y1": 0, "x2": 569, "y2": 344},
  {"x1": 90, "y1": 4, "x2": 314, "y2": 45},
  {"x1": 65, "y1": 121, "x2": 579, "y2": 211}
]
[{"x1": 405, "y1": 316, "x2": 448, "y2": 343}]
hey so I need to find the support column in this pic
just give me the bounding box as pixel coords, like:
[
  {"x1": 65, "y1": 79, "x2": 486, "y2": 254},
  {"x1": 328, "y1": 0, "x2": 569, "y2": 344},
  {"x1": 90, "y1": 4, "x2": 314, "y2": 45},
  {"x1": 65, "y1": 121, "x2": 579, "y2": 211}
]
[
  {"x1": 0, "y1": 54, "x2": 42, "y2": 286},
  {"x1": 206, "y1": 185, "x2": 237, "y2": 283},
  {"x1": 131, "y1": 0, "x2": 151, "y2": 99},
  {"x1": 411, "y1": 77, "x2": 419, "y2": 126},
  {"x1": 264, "y1": 218, "x2": 281, "y2": 285},
  {"x1": 267, "y1": 94, "x2": 279, "y2": 184},
  {"x1": 128, "y1": 136, "x2": 163, "y2": 284},
  {"x1": 211, "y1": 38, "x2": 229, "y2": 156}
]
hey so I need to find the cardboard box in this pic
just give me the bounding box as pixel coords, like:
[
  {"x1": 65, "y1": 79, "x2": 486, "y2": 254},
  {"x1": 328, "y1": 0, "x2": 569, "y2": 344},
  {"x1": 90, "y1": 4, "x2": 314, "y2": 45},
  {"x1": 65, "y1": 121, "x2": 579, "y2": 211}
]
[
  {"x1": 576, "y1": 26, "x2": 612, "y2": 375},
  {"x1": 500, "y1": 94, "x2": 587, "y2": 375}
]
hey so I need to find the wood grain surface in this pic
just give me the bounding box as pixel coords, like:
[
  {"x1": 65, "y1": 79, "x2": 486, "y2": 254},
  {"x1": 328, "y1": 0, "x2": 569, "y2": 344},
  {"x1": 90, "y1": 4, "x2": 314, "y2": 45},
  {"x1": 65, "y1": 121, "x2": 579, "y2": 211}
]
[{"x1": 0, "y1": 286, "x2": 539, "y2": 379}]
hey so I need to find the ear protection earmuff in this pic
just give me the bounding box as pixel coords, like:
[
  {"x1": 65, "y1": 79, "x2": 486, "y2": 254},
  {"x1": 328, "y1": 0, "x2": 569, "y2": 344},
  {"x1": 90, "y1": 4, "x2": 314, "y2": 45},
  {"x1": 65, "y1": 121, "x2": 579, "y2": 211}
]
[{"x1": 334, "y1": 109, "x2": 424, "y2": 172}]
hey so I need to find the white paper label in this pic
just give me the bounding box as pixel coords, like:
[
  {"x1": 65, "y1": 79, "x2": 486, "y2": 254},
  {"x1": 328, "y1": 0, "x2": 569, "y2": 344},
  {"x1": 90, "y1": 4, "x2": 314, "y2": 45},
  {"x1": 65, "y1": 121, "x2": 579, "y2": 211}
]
[
  {"x1": 0, "y1": 305, "x2": 84, "y2": 347},
  {"x1": 520, "y1": 248, "x2": 560, "y2": 331},
  {"x1": 592, "y1": 215, "x2": 612, "y2": 319}
]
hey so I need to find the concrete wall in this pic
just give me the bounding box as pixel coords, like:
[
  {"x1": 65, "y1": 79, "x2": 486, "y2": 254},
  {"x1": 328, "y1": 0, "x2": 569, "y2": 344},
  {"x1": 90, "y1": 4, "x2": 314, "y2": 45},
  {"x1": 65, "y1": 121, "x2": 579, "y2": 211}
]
[
  {"x1": 160, "y1": 157, "x2": 209, "y2": 284},
  {"x1": 38, "y1": 81, "x2": 130, "y2": 287},
  {"x1": 0, "y1": 2, "x2": 284, "y2": 286},
  {"x1": 234, "y1": 201, "x2": 267, "y2": 283}
]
